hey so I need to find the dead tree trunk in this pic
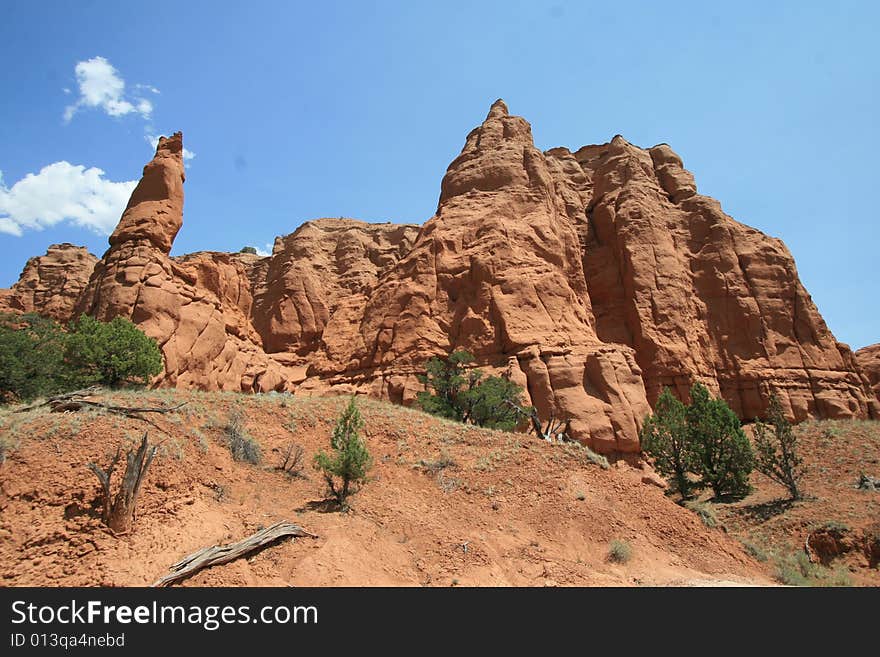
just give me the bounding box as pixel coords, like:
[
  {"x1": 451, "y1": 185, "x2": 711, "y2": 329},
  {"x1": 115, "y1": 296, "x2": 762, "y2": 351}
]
[{"x1": 87, "y1": 432, "x2": 157, "y2": 534}]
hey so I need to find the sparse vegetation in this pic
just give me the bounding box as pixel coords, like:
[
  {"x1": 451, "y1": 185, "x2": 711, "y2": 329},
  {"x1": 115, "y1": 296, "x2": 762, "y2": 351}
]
[
  {"x1": 770, "y1": 550, "x2": 851, "y2": 587},
  {"x1": 87, "y1": 432, "x2": 157, "y2": 533},
  {"x1": 223, "y1": 408, "x2": 261, "y2": 464},
  {"x1": 313, "y1": 397, "x2": 372, "y2": 511},
  {"x1": 416, "y1": 349, "x2": 526, "y2": 430},
  {"x1": 418, "y1": 452, "x2": 456, "y2": 475},
  {"x1": 754, "y1": 392, "x2": 805, "y2": 501},
  {"x1": 608, "y1": 539, "x2": 632, "y2": 564},
  {"x1": 278, "y1": 442, "x2": 305, "y2": 478},
  {"x1": 683, "y1": 500, "x2": 718, "y2": 528},
  {"x1": 584, "y1": 446, "x2": 610, "y2": 470}
]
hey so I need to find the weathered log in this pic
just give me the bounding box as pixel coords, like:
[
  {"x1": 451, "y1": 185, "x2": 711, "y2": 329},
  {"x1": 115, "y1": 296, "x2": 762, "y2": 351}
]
[
  {"x1": 152, "y1": 521, "x2": 318, "y2": 587},
  {"x1": 16, "y1": 388, "x2": 186, "y2": 416}
]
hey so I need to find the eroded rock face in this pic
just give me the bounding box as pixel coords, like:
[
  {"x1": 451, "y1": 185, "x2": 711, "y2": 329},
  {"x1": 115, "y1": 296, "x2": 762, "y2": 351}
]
[
  {"x1": 251, "y1": 219, "x2": 419, "y2": 358},
  {"x1": 0, "y1": 244, "x2": 97, "y2": 322},
  {"x1": 8, "y1": 102, "x2": 878, "y2": 452},
  {"x1": 856, "y1": 344, "x2": 880, "y2": 401},
  {"x1": 75, "y1": 134, "x2": 289, "y2": 393},
  {"x1": 302, "y1": 100, "x2": 651, "y2": 452},
  {"x1": 547, "y1": 136, "x2": 879, "y2": 422}
]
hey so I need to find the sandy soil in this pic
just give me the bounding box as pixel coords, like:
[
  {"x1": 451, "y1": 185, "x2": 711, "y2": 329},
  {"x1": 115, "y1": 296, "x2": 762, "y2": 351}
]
[{"x1": 0, "y1": 390, "x2": 778, "y2": 587}]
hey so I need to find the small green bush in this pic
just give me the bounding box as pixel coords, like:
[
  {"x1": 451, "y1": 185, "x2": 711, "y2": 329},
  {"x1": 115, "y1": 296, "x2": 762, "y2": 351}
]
[
  {"x1": 0, "y1": 313, "x2": 162, "y2": 403},
  {"x1": 64, "y1": 315, "x2": 163, "y2": 387},
  {"x1": 608, "y1": 539, "x2": 632, "y2": 564},
  {"x1": 641, "y1": 383, "x2": 753, "y2": 500},
  {"x1": 0, "y1": 313, "x2": 69, "y2": 401},
  {"x1": 313, "y1": 397, "x2": 372, "y2": 510}
]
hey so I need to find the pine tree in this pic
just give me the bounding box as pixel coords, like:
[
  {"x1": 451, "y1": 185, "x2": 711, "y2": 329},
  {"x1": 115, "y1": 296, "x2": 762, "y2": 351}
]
[{"x1": 313, "y1": 397, "x2": 372, "y2": 511}]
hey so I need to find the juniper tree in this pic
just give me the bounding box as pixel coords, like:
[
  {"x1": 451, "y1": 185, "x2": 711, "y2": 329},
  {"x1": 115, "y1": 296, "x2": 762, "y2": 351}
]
[
  {"x1": 687, "y1": 383, "x2": 754, "y2": 499},
  {"x1": 754, "y1": 392, "x2": 805, "y2": 501},
  {"x1": 640, "y1": 388, "x2": 696, "y2": 498}
]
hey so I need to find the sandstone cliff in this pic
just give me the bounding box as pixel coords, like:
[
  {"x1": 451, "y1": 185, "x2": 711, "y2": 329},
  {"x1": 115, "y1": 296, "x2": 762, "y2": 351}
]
[
  {"x1": 3, "y1": 103, "x2": 877, "y2": 453},
  {"x1": 0, "y1": 243, "x2": 97, "y2": 322},
  {"x1": 856, "y1": 344, "x2": 880, "y2": 401}
]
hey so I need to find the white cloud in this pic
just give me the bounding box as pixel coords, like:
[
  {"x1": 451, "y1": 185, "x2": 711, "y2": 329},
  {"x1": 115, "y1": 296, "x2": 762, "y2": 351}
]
[
  {"x1": 255, "y1": 243, "x2": 274, "y2": 257},
  {"x1": 64, "y1": 56, "x2": 155, "y2": 123},
  {"x1": 146, "y1": 134, "x2": 196, "y2": 165},
  {"x1": 0, "y1": 162, "x2": 137, "y2": 236}
]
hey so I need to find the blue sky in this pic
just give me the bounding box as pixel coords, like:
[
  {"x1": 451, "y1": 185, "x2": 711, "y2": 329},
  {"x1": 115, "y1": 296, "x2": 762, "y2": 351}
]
[{"x1": 0, "y1": 1, "x2": 877, "y2": 349}]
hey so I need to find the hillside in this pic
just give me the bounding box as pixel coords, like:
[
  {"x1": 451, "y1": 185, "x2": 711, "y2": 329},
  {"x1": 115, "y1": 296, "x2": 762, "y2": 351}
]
[{"x1": 0, "y1": 390, "x2": 770, "y2": 587}]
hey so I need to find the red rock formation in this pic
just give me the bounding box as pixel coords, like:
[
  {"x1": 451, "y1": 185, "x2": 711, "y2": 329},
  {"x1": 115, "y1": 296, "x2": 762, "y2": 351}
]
[
  {"x1": 251, "y1": 219, "x2": 419, "y2": 358},
  {"x1": 7, "y1": 103, "x2": 877, "y2": 453},
  {"x1": 301, "y1": 100, "x2": 652, "y2": 452},
  {"x1": 75, "y1": 133, "x2": 289, "y2": 392},
  {"x1": 0, "y1": 244, "x2": 97, "y2": 322},
  {"x1": 546, "y1": 136, "x2": 879, "y2": 422},
  {"x1": 856, "y1": 344, "x2": 880, "y2": 401}
]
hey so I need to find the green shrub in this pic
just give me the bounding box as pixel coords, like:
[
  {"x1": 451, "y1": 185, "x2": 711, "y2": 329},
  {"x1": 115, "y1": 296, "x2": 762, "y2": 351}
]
[
  {"x1": 754, "y1": 393, "x2": 805, "y2": 500},
  {"x1": 313, "y1": 397, "x2": 372, "y2": 510},
  {"x1": 416, "y1": 349, "x2": 527, "y2": 430},
  {"x1": 64, "y1": 315, "x2": 162, "y2": 387},
  {"x1": 641, "y1": 383, "x2": 753, "y2": 499},
  {"x1": 640, "y1": 388, "x2": 695, "y2": 498},
  {"x1": 239, "y1": 246, "x2": 258, "y2": 255},
  {"x1": 687, "y1": 383, "x2": 754, "y2": 499},
  {"x1": 608, "y1": 539, "x2": 632, "y2": 564},
  {"x1": 0, "y1": 313, "x2": 162, "y2": 403},
  {"x1": 0, "y1": 313, "x2": 69, "y2": 401}
]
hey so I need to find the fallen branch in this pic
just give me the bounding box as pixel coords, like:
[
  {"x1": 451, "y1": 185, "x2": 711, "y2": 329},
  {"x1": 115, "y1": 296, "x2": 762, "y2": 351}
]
[
  {"x1": 53, "y1": 398, "x2": 187, "y2": 416},
  {"x1": 152, "y1": 521, "x2": 318, "y2": 587},
  {"x1": 15, "y1": 387, "x2": 103, "y2": 413},
  {"x1": 15, "y1": 388, "x2": 186, "y2": 416}
]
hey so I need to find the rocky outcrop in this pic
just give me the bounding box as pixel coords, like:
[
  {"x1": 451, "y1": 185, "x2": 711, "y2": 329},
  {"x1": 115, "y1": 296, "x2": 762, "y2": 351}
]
[
  {"x1": 0, "y1": 244, "x2": 97, "y2": 322},
  {"x1": 856, "y1": 344, "x2": 880, "y2": 401},
  {"x1": 6, "y1": 103, "x2": 877, "y2": 453},
  {"x1": 75, "y1": 133, "x2": 289, "y2": 392},
  {"x1": 546, "y1": 136, "x2": 879, "y2": 422},
  {"x1": 251, "y1": 219, "x2": 419, "y2": 358},
  {"x1": 299, "y1": 100, "x2": 651, "y2": 452}
]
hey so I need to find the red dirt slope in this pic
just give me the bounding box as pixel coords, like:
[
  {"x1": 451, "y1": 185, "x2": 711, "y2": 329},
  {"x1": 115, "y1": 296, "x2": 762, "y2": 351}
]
[{"x1": 0, "y1": 391, "x2": 768, "y2": 586}]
